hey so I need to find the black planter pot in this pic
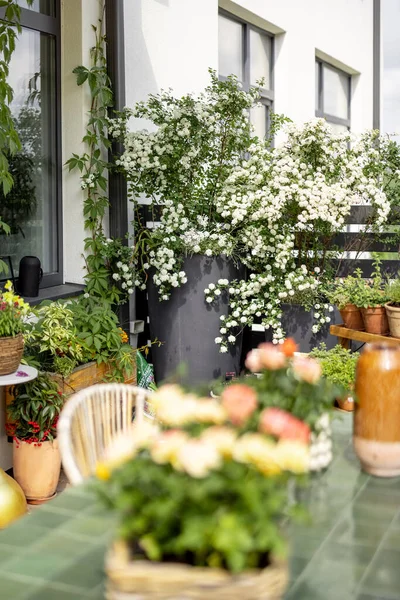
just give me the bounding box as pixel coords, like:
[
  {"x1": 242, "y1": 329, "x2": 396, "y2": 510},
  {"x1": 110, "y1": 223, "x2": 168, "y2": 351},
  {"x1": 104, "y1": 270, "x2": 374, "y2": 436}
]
[
  {"x1": 265, "y1": 304, "x2": 340, "y2": 353},
  {"x1": 147, "y1": 255, "x2": 245, "y2": 385},
  {"x1": 17, "y1": 256, "x2": 43, "y2": 297}
]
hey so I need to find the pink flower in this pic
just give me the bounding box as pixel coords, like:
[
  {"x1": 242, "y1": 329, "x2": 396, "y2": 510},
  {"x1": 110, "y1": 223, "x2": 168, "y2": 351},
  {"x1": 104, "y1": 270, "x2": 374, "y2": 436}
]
[
  {"x1": 221, "y1": 384, "x2": 258, "y2": 426},
  {"x1": 258, "y1": 343, "x2": 287, "y2": 370},
  {"x1": 245, "y1": 349, "x2": 262, "y2": 373},
  {"x1": 259, "y1": 407, "x2": 310, "y2": 444},
  {"x1": 292, "y1": 356, "x2": 322, "y2": 384}
]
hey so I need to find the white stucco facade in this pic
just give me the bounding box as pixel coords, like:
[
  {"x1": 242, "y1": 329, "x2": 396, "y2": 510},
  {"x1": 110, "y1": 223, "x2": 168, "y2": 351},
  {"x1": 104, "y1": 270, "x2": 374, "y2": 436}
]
[{"x1": 123, "y1": 0, "x2": 375, "y2": 133}]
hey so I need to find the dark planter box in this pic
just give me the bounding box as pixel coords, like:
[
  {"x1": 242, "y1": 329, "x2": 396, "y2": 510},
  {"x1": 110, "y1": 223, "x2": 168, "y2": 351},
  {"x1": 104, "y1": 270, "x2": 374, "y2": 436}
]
[{"x1": 147, "y1": 255, "x2": 245, "y2": 384}]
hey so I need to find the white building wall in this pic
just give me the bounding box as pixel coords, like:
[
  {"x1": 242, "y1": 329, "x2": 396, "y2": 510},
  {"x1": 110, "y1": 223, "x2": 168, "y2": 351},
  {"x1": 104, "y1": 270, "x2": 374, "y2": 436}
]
[{"x1": 123, "y1": 0, "x2": 374, "y2": 133}]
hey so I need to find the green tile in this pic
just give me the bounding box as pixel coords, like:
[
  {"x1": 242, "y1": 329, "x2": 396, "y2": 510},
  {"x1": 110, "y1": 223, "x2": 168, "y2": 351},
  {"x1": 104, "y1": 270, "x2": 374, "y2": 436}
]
[
  {"x1": 286, "y1": 578, "x2": 353, "y2": 600},
  {"x1": 0, "y1": 543, "x2": 21, "y2": 567},
  {"x1": 360, "y1": 549, "x2": 400, "y2": 599},
  {"x1": 364, "y1": 477, "x2": 400, "y2": 496},
  {"x1": 61, "y1": 515, "x2": 115, "y2": 538},
  {"x1": 288, "y1": 532, "x2": 326, "y2": 560},
  {"x1": 356, "y1": 487, "x2": 400, "y2": 511},
  {"x1": 7, "y1": 551, "x2": 69, "y2": 580},
  {"x1": 331, "y1": 516, "x2": 389, "y2": 547},
  {"x1": 288, "y1": 555, "x2": 308, "y2": 580},
  {"x1": 49, "y1": 492, "x2": 94, "y2": 513},
  {"x1": 27, "y1": 508, "x2": 70, "y2": 529},
  {"x1": 0, "y1": 574, "x2": 41, "y2": 599},
  {"x1": 381, "y1": 526, "x2": 400, "y2": 551},
  {"x1": 25, "y1": 586, "x2": 87, "y2": 600},
  {"x1": 0, "y1": 524, "x2": 49, "y2": 548},
  {"x1": 54, "y1": 545, "x2": 106, "y2": 590},
  {"x1": 33, "y1": 530, "x2": 94, "y2": 559}
]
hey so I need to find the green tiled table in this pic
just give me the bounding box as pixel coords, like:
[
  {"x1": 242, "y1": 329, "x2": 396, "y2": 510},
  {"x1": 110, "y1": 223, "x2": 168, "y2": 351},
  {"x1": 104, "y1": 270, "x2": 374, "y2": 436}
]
[{"x1": 0, "y1": 413, "x2": 399, "y2": 599}]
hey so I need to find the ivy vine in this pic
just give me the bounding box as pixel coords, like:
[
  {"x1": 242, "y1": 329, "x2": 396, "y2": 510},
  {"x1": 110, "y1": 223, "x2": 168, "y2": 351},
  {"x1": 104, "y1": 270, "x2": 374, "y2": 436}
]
[{"x1": 66, "y1": 15, "x2": 133, "y2": 304}]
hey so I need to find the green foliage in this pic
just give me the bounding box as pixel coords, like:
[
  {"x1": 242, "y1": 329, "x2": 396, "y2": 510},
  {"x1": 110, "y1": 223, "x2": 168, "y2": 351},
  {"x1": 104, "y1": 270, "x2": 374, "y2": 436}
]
[
  {"x1": 97, "y1": 453, "x2": 289, "y2": 572},
  {"x1": 309, "y1": 343, "x2": 358, "y2": 391},
  {"x1": 65, "y1": 17, "x2": 132, "y2": 304},
  {"x1": 0, "y1": 282, "x2": 30, "y2": 337},
  {"x1": 327, "y1": 257, "x2": 388, "y2": 309},
  {"x1": 25, "y1": 297, "x2": 134, "y2": 380},
  {"x1": 385, "y1": 276, "x2": 400, "y2": 306},
  {"x1": 0, "y1": 151, "x2": 36, "y2": 235},
  {"x1": 7, "y1": 372, "x2": 64, "y2": 443}
]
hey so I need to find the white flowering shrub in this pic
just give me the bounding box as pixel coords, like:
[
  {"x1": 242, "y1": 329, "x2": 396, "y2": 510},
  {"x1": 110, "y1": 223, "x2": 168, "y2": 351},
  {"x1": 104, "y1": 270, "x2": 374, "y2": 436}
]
[
  {"x1": 208, "y1": 119, "x2": 396, "y2": 347},
  {"x1": 108, "y1": 71, "x2": 262, "y2": 298},
  {"x1": 110, "y1": 71, "x2": 399, "y2": 350}
]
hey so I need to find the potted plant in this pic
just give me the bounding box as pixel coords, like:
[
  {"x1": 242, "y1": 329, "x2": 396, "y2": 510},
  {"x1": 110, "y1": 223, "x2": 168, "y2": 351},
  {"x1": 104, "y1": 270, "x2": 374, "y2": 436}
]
[
  {"x1": 0, "y1": 281, "x2": 30, "y2": 375},
  {"x1": 385, "y1": 278, "x2": 400, "y2": 338},
  {"x1": 325, "y1": 271, "x2": 365, "y2": 331},
  {"x1": 7, "y1": 372, "x2": 64, "y2": 504},
  {"x1": 218, "y1": 338, "x2": 339, "y2": 471},
  {"x1": 95, "y1": 385, "x2": 310, "y2": 598},
  {"x1": 109, "y1": 72, "x2": 261, "y2": 383},
  {"x1": 353, "y1": 257, "x2": 389, "y2": 335},
  {"x1": 309, "y1": 343, "x2": 359, "y2": 411},
  {"x1": 24, "y1": 297, "x2": 137, "y2": 396}
]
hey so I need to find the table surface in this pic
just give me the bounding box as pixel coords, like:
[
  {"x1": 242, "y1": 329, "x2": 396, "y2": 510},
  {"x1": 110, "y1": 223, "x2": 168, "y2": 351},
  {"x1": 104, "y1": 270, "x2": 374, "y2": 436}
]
[
  {"x1": 0, "y1": 365, "x2": 38, "y2": 387},
  {"x1": 0, "y1": 413, "x2": 399, "y2": 600}
]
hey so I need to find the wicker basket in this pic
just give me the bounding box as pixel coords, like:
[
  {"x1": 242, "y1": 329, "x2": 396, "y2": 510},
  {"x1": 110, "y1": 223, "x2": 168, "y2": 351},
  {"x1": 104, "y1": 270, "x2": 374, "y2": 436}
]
[
  {"x1": 0, "y1": 334, "x2": 24, "y2": 376},
  {"x1": 105, "y1": 540, "x2": 288, "y2": 600}
]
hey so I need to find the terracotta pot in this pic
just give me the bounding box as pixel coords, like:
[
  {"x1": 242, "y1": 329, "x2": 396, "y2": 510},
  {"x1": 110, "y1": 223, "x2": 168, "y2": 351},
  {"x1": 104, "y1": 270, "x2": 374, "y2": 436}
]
[
  {"x1": 385, "y1": 303, "x2": 400, "y2": 339},
  {"x1": 0, "y1": 469, "x2": 26, "y2": 528},
  {"x1": 354, "y1": 344, "x2": 400, "y2": 477},
  {"x1": 13, "y1": 438, "x2": 61, "y2": 503},
  {"x1": 336, "y1": 395, "x2": 354, "y2": 412},
  {"x1": 360, "y1": 306, "x2": 389, "y2": 335},
  {"x1": 339, "y1": 304, "x2": 364, "y2": 331}
]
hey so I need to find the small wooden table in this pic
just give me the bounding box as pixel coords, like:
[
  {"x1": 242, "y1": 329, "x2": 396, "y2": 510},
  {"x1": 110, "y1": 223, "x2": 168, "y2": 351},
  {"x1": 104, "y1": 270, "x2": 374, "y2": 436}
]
[{"x1": 329, "y1": 324, "x2": 400, "y2": 349}]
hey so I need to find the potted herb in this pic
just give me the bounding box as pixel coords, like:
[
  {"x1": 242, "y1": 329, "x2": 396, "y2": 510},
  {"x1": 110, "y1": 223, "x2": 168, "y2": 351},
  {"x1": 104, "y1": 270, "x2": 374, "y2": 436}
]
[
  {"x1": 0, "y1": 281, "x2": 30, "y2": 375},
  {"x1": 385, "y1": 278, "x2": 400, "y2": 338},
  {"x1": 95, "y1": 385, "x2": 310, "y2": 598},
  {"x1": 309, "y1": 344, "x2": 359, "y2": 412},
  {"x1": 7, "y1": 372, "x2": 64, "y2": 504},
  {"x1": 325, "y1": 271, "x2": 365, "y2": 331},
  {"x1": 353, "y1": 257, "x2": 389, "y2": 335}
]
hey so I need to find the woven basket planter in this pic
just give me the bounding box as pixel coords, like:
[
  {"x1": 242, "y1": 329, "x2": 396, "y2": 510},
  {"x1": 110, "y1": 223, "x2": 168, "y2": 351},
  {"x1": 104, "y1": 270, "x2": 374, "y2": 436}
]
[
  {"x1": 0, "y1": 334, "x2": 23, "y2": 376},
  {"x1": 105, "y1": 540, "x2": 288, "y2": 600}
]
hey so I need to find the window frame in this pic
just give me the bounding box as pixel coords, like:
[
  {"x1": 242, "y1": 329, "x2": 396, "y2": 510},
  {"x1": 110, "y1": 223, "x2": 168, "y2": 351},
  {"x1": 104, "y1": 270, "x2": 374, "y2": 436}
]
[
  {"x1": 0, "y1": 1, "x2": 62, "y2": 288},
  {"x1": 218, "y1": 9, "x2": 274, "y2": 137},
  {"x1": 315, "y1": 58, "x2": 351, "y2": 130}
]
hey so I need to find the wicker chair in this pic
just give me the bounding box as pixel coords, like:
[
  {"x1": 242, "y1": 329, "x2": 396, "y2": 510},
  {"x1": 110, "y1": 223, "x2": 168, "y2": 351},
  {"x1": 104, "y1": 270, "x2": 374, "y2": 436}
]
[{"x1": 57, "y1": 383, "x2": 154, "y2": 485}]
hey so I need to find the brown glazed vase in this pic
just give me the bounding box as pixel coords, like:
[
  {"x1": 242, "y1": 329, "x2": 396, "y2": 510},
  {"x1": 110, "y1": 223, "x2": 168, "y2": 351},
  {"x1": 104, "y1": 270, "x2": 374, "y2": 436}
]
[
  {"x1": 339, "y1": 304, "x2": 364, "y2": 331},
  {"x1": 360, "y1": 306, "x2": 389, "y2": 335},
  {"x1": 354, "y1": 344, "x2": 400, "y2": 477}
]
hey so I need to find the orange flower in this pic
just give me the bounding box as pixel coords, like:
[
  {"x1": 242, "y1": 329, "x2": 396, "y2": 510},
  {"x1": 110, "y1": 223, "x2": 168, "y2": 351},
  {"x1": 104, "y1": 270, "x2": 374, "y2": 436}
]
[
  {"x1": 221, "y1": 384, "x2": 258, "y2": 426},
  {"x1": 281, "y1": 338, "x2": 298, "y2": 358},
  {"x1": 259, "y1": 407, "x2": 310, "y2": 444}
]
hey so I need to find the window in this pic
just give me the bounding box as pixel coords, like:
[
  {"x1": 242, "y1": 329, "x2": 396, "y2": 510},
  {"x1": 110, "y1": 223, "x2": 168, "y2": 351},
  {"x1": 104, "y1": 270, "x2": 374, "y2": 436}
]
[
  {"x1": 218, "y1": 11, "x2": 274, "y2": 139},
  {"x1": 316, "y1": 59, "x2": 351, "y2": 131},
  {"x1": 0, "y1": 1, "x2": 62, "y2": 286}
]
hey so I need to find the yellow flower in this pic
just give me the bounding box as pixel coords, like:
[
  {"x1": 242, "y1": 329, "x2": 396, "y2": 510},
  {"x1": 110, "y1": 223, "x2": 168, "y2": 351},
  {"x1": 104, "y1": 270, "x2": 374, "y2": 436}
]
[
  {"x1": 4, "y1": 280, "x2": 12, "y2": 291},
  {"x1": 201, "y1": 426, "x2": 237, "y2": 458},
  {"x1": 274, "y1": 440, "x2": 310, "y2": 474},
  {"x1": 233, "y1": 433, "x2": 282, "y2": 476}
]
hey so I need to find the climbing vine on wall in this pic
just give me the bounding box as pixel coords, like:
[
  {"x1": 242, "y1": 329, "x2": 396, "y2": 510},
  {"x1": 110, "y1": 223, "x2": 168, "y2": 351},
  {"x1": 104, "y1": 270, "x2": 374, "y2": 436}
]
[{"x1": 66, "y1": 14, "x2": 133, "y2": 304}]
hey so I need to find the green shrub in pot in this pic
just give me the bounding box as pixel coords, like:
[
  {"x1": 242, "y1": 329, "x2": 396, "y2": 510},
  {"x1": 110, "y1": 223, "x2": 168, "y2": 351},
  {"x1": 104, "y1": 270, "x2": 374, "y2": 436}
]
[
  {"x1": 309, "y1": 344, "x2": 358, "y2": 411},
  {"x1": 385, "y1": 277, "x2": 400, "y2": 338}
]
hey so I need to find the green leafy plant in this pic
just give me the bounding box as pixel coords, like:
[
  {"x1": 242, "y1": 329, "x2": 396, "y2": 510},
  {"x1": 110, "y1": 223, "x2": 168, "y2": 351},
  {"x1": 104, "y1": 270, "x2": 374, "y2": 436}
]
[
  {"x1": 65, "y1": 15, "x2": 132, "y2": 304},
  {"x1": 385, "y1": 276, "x2": 400, "y2": 306},
  {"x1": 309, "y1": 343, "x2": 358, "y2": 392},
  {"x1": 352, "y1": 256, "x2": 388, "y2": 308},
  {"x1": 324, "y1": 269, "x2": 365, "y2": 309},
  {"x1": 0, "y1": 280, "x2": 30, "y2": 337},
  {"x1": 7, "y1": 372, "x2": 64, "y2": 445}
]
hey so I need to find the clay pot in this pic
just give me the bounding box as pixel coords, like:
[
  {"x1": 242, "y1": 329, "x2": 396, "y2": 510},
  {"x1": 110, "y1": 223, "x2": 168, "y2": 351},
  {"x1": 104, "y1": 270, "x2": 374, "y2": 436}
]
[
  {"x1": 354, "y1": 344, "x2": 400, "y2": 477},
  {"x1": 385, "y1": 303, "x2": 400, "y2": 339},
  {"x1": 336, "y1": 395, "x2": 354, "y2": 412},
  {"x1": 0, "y1": 469, "x2": 26, "y2": 528},
  {"x1": 360, "y1": 306, "x2": 389, "y2": 335},
  {"x1": 339, "y1": 304, "x2": 364, "y2": 331},
  {"x1": 13, "y1": 438, "x2": 61, "y2": 503}
]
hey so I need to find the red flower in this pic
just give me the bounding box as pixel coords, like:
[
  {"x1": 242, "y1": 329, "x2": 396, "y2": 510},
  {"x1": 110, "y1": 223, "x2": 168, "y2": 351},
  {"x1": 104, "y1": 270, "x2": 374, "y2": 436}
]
[{"x1": 259, "y1": 407, "x2": 310, "y2": 444}]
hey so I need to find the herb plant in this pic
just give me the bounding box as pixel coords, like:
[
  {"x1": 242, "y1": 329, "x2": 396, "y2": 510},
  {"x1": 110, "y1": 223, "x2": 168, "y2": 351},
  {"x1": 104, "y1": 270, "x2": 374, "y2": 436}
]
[
  {"x1": 385, "y1": 277, "x2": 400, "y2": 306},
  {"x1": 309, "y1": 343, "x2": 358, "y2": 392}
]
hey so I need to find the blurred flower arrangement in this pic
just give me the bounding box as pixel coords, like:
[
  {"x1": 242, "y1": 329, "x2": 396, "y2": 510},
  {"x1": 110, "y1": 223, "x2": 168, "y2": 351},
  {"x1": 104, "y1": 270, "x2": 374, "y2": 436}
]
[
  {"x1": 0, "y1": 281, "x2": 30, "y2": 338},
  {"x1": 96, "y1": 358, "x2": 313, "y2": 573}
]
